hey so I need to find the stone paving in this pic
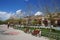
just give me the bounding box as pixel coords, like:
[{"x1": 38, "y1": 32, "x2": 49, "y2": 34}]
[{"x1": 0, "y1": 24, "x2": 49, "y2": 40}]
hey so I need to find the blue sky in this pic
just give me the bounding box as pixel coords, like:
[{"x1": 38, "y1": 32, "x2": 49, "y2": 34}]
[
  {"x1": 0, "y1": 0, "x2": 60, "y2": 20},
  {"x1": 0, "y1": 0, "x2": 60, "y2": 12}
]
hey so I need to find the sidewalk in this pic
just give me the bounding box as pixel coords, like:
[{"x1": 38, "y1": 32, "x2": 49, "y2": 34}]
[{"x1": 0, "y1": 25, "x2": 49, "y2": 40}]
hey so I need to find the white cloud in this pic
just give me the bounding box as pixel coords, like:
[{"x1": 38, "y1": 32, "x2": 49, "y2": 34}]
[
  {"x1": 16, "y1": 9, "x2": 24, "y2": 18},
  {"x1": 0, "y1": 11, "x2": 11, "y2": 20},
  {"x1": 0, "y1": 9, "x2": 25, "y2": 20},
  {"x1": 16, "y1": 10, "x2": 22, "y2": 14},
  {"x1": 9, "y1": 13, "x2": 17, "y2": 19},
  {"x1": 35, "y1": 11, "x2": 43, "y2": 16},
  {"x1": 0, "y1": 10, "x2": 43, "y2": 20}
]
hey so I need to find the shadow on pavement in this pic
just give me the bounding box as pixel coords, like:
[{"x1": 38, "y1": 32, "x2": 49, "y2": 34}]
[{"x1": 0, "y1": 30, "x2": 12, "y2": 35}]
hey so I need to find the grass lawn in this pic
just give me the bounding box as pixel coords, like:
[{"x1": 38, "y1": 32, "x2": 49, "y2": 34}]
[{"x1": 14, "y1": 26, "x2": 60, "y2": 40}]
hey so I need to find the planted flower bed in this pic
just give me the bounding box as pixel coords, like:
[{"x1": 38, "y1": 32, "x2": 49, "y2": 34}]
[{"x1": 14, "y1": 26, "x2": 60, "y2": 40}]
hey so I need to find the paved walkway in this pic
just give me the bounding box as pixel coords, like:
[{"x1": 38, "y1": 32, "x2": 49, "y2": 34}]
[{"x1": 0, "y1": 25, "x2": 49, "y2": 40}]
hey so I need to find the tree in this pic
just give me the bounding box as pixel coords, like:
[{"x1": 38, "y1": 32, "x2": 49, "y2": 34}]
[
  {"x1": 25, "y1": 1, "x2": 34, "y2": 26},
  {"x1": 31, "y1": 19, "x2": 37, "y2": 26},
  {"x1": 51, "y1": 0, "x2": 60, "y2": 13},
  {"x1": 0, "y1": 20, "x2": 4, "y2": 24},
  {"x1": 44, "y1": 0, "x2": 53, "y2": 34}
]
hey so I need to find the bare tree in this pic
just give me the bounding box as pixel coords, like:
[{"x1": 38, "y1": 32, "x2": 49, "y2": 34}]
[
  {"x1": 51, "y1": 0, "x2": 60, "y2": 13},
  {"x1": 25, "y1": 1, "x2": 34, "y2": 26},
  {"x1": 44, "y1": 1, "x2": 53, "y2": 34}
]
